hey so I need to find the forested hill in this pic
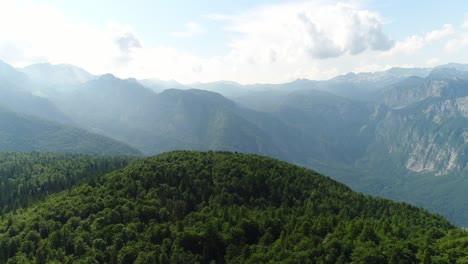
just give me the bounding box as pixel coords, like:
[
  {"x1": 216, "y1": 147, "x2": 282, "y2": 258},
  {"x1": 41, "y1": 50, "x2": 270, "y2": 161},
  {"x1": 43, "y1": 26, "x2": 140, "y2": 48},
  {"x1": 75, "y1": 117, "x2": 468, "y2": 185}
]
[
  {"x1": 0, "y1": 152, "x2": 136, "y2": 214},
  {"x1": 0, "y1": 151, "x2": 467, "y2": 263}
]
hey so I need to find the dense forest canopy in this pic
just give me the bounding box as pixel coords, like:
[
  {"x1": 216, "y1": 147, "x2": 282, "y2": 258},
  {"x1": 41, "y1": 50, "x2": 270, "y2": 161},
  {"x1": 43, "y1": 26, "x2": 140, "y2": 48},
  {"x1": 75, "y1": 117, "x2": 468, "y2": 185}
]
[
  {"x1": 0, "y1": 151, "x2": 466, "y2": 263},
  {"x1": 0, "y1": 152, "x2": 135, "y2": 214}
]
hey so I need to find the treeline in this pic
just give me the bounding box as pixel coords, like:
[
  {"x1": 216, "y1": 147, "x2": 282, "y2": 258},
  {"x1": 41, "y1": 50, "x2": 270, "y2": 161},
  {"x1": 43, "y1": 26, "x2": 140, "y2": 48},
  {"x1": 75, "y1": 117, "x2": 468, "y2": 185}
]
[{"x1": 0, "y1": 151, "x2": 466, "y2": 263}]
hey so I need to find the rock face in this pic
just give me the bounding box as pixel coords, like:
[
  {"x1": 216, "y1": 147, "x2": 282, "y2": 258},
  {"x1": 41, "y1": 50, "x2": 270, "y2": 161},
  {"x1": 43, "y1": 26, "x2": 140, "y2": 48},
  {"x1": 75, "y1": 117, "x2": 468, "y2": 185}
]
[
  {"x1": 372, "y1": 97, "x2": 467, "y2": 176},
  {"x1": 366, "y1": 68, "x2": 467, "y2": 177},
  {"x1": 380, "y1": 78, "x2": 468, "y2": 108}
]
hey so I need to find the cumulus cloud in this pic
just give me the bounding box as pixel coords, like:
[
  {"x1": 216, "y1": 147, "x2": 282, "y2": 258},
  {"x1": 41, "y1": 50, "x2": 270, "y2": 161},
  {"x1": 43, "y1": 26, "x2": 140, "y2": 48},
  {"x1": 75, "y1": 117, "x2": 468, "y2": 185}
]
[
  {"x1": 113, "y1": 29, "x2": 142, "y2": 53},
  {"x1": 114, "y1": 1, "x2": 398, "y2": 83},
  {"x1": 109, "y1": 24, "x2": 142, "y2": 65},
  {"x1": 383, "y1": 24, "x2": 454, "y2": 56},
  {"x1": 223, "y1": 1, "x2": 393, "y2": 62},
  {"x1": 3, "y1": 0, "x2": 450, "y2": 84},
  {"x1": 443, "y1": 19, "x2": 468, "y2": 52},
  {"x1": 171, "y1": 22, "x2": 204, "y2": 37},
  {"x1": 424, "y1": 24, "x2": 454, "y2": 42},
  {"x1": 383, "y1": 35, "x2": 425, "y2": 56}
]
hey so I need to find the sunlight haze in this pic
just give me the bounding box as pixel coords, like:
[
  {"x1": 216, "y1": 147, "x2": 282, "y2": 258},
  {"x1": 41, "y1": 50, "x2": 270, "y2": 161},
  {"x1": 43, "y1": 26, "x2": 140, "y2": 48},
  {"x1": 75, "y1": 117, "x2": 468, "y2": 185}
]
[{"x1": 1, "y1": 0, "x2": 467, "y2": 83}]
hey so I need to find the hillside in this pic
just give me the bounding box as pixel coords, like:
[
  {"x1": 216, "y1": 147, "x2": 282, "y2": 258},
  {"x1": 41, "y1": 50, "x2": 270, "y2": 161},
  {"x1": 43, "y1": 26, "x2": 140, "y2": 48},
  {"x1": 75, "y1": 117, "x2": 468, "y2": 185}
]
[
  {"x1": 0, "y1": 60, "x2": 75, "y2": 125},
  {"x1": 0, "y1": 152, "x2": 135, "y2": 214},
  {"x1": 0, "y1": 106, "x2": 141, "y2": 155},
  {"x1": 4, "y1": 58, "x2": 468, "y2": 226},
  {"x1": 20, "y1": 63, "x2": 95, "y2": 87},
  {"x1": 234, "y1": 72, "x2": 468, "y2": 226},
  {"x1": 0, "y1": 151, "x2": 466, "y2": 263},
  {"x1": 52, "y1": 75, "x2": 286, "y2": 156}
]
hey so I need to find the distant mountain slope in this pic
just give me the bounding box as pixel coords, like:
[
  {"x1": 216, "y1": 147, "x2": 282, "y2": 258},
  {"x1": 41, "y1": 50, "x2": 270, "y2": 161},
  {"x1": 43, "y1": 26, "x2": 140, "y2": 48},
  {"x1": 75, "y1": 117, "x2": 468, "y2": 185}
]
[
  {"x1": 20, "y1": 63, "x2": 95, "y2": 86},
  {"x1": 378, "y1": 70, "x2": 468, "y2": 108},
  {"x1": 190, "y1": 80, "x2": 255, "y2": 98},
  {"x1": 245, "y1": 89, "x2": 376, "y2": 164},
  {"x1": 138, "y1": 79, "x2": 186, "y2": 93},
  {"x1": 348, "y1": 93, "x2": 468, "y2": 225},
  {"x1": 0, "y1": 60, "x2": 30, "y2": 88},
  {"x1": 52, "y1": 75, "x2": 287, "y2": 156},
  {"x1": 286, "y1": 91, "x2": 370, "y2": 160},
  {"x1": 0, "y1": 151, "x2": 465, "y2": 263},
  {"x1": 0, "y1": 106, "x2": 141, "y2": 155},
  {"x1": 234, "y1": 75, "x2": 468, "y2": 225},
  {"x1": 150, "y1": 89, "x2": 285, "y2": 157},
  {"x1": 0, "y1": 60, "x2": 72, "y2": 124},
  {"x1": 2, "y1": 59, "x2": 468, "y2": 227},
  {"x1": 0, "y1": 85, "x2": 72, "y2": 124}
]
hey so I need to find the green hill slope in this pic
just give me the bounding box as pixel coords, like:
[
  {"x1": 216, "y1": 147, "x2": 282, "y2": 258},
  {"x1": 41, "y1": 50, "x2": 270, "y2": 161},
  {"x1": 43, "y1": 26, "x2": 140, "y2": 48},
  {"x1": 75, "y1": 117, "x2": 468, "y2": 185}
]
[
  {"x1": 0, "y1": 151, "x2": 466, "y2": 263},
  {"x1": 0, "y1": 106, "x2": 141, "y2": 155},
  {"x1": 0, "y1": 152, "x2": 135, "y2": 214}
]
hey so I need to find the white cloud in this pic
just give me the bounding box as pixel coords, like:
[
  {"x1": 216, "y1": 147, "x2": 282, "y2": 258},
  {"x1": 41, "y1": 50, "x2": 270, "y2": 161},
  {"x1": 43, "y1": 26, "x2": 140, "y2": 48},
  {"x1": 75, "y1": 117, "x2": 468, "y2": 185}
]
[
  {"x1": 382, "y1": 35, "x2": 425, "y2": 56},
  {"x1": 463, "y1": 17, "x2": 468, "y2": 29},
  {"x1": 109, "y1": 24, "x2": 143, "y2": 65},
  {"x1": 224, "y1": 1, "x2": 393, "y2": 62},
  {"x1": 383, "y1": 24, "x2": 454, "y2": 56},
  {"x1": 0, "y1": 1, "x2": 396, "y2": 84},
  {"x1": 442, "y1": 18, "x2": 468, "y2": 52},
  {"x1": 1, "y1": 1, "x2": 460, "y2": 85},
  {"x1": 426, "y1": 58, "x2": 439, "y2": 66},
  {"x1": 171, "y1": 22, "x2": 204, "y2": 37},
  {"x1": 0, "y1": 1, "x2": 118, "y2": 73},
  {"x1": 424, "y1": 24, "x2": 454, "y2": 42},
  {"x1": 445, "y1": 33, "x2": 468, "y2": 52},
  {"x1": 352, "y1": 64, "x2": 393, "y2": 73},
  {"x1": 203, "y1": 14, "x2": 233, "y2": 21}
]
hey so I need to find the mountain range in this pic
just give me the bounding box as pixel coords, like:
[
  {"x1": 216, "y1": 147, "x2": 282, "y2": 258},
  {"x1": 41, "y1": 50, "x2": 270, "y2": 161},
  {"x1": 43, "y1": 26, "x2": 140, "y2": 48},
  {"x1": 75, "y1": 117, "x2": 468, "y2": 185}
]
[{"x1": 0, "y1": 59, "x2": 467, "y2": 226}]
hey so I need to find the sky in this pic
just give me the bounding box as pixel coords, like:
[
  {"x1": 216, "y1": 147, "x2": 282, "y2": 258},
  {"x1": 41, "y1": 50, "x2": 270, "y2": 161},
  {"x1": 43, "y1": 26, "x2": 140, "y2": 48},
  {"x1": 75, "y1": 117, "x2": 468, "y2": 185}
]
[{"x1": 0, "y1": 0, "x2": 468, "y2": 84}]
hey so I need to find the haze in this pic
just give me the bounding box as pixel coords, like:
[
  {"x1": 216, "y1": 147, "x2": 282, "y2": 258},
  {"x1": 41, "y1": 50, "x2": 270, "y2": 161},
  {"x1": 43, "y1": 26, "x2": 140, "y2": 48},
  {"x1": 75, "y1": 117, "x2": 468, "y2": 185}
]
[{"x1": 1, "y1": 0, "x2": 468, "y2": 83}]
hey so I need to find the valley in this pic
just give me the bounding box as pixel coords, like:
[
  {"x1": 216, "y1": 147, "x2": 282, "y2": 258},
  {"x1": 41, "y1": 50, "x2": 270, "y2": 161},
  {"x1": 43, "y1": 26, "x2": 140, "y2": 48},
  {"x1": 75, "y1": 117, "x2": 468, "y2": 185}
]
[
  {"x1": 0, "y1": 60, "x2": 467, "y2": 226},
  {"x1": 0, "y1": 59, "x2": 467, "y2": 262},
  {"x1": 1, "y1": 1, "x2": 468, "y2": 262}
]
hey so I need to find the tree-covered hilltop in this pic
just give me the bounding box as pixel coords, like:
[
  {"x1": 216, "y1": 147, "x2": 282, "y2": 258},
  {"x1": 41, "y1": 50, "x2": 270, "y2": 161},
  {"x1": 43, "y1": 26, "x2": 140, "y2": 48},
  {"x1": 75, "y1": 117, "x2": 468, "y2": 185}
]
[
  {"x1": 0, "y1": 152, "x2": 136, "y2": 215},
  {"x1": 0, "y1": 151, "x2": 467, "y2": 263}
]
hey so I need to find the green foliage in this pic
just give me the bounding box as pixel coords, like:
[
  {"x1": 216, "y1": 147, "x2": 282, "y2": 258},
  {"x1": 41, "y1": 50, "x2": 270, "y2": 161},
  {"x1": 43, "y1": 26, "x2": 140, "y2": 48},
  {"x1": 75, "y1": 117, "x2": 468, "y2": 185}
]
[
  {"x1": 0, "y1": 151, "x2": 465, "y2": 263},
  {"x1": 0, "y1": 152, "x2": 134, "y2": 214}
]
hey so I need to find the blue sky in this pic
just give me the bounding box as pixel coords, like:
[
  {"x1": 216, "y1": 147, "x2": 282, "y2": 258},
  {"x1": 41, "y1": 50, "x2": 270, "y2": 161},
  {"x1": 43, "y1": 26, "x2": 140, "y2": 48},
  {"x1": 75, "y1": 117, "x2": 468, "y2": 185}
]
[{"x1": 0, "y1": 0, "x2": 468, "y2": 83}]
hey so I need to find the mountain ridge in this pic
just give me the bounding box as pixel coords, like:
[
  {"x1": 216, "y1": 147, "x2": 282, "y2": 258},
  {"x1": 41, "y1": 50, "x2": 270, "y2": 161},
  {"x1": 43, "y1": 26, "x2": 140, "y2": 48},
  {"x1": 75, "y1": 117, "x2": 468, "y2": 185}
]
[
  {"x1": 2, "y1": 59, "x2": 468, "y2": 225},
  {"x1": 0, "y1": 105, "x2": 142, "y2": 155}
]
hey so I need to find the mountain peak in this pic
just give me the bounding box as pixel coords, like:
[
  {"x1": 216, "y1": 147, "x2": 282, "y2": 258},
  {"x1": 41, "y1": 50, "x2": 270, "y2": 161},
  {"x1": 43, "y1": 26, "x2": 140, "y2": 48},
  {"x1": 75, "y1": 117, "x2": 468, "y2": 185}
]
[
  {"x1": 0, "y1": 60, "x2": 30, "y2": 87},
  {"x1": 21, "y1": 62, "x2": 94, "y2": 86},
  {"x1": 427, "y1": 67, "x2": 463, "y2": 80},
  {"x1": 436, "y1": 62, "x2": 468, "y2": 72},
  {"x1": 0, "y1": 59, "x2": 18, "y2": 72},
  {"x1": 99, "y1": 73, "x2": 117, "y2": 81}
]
